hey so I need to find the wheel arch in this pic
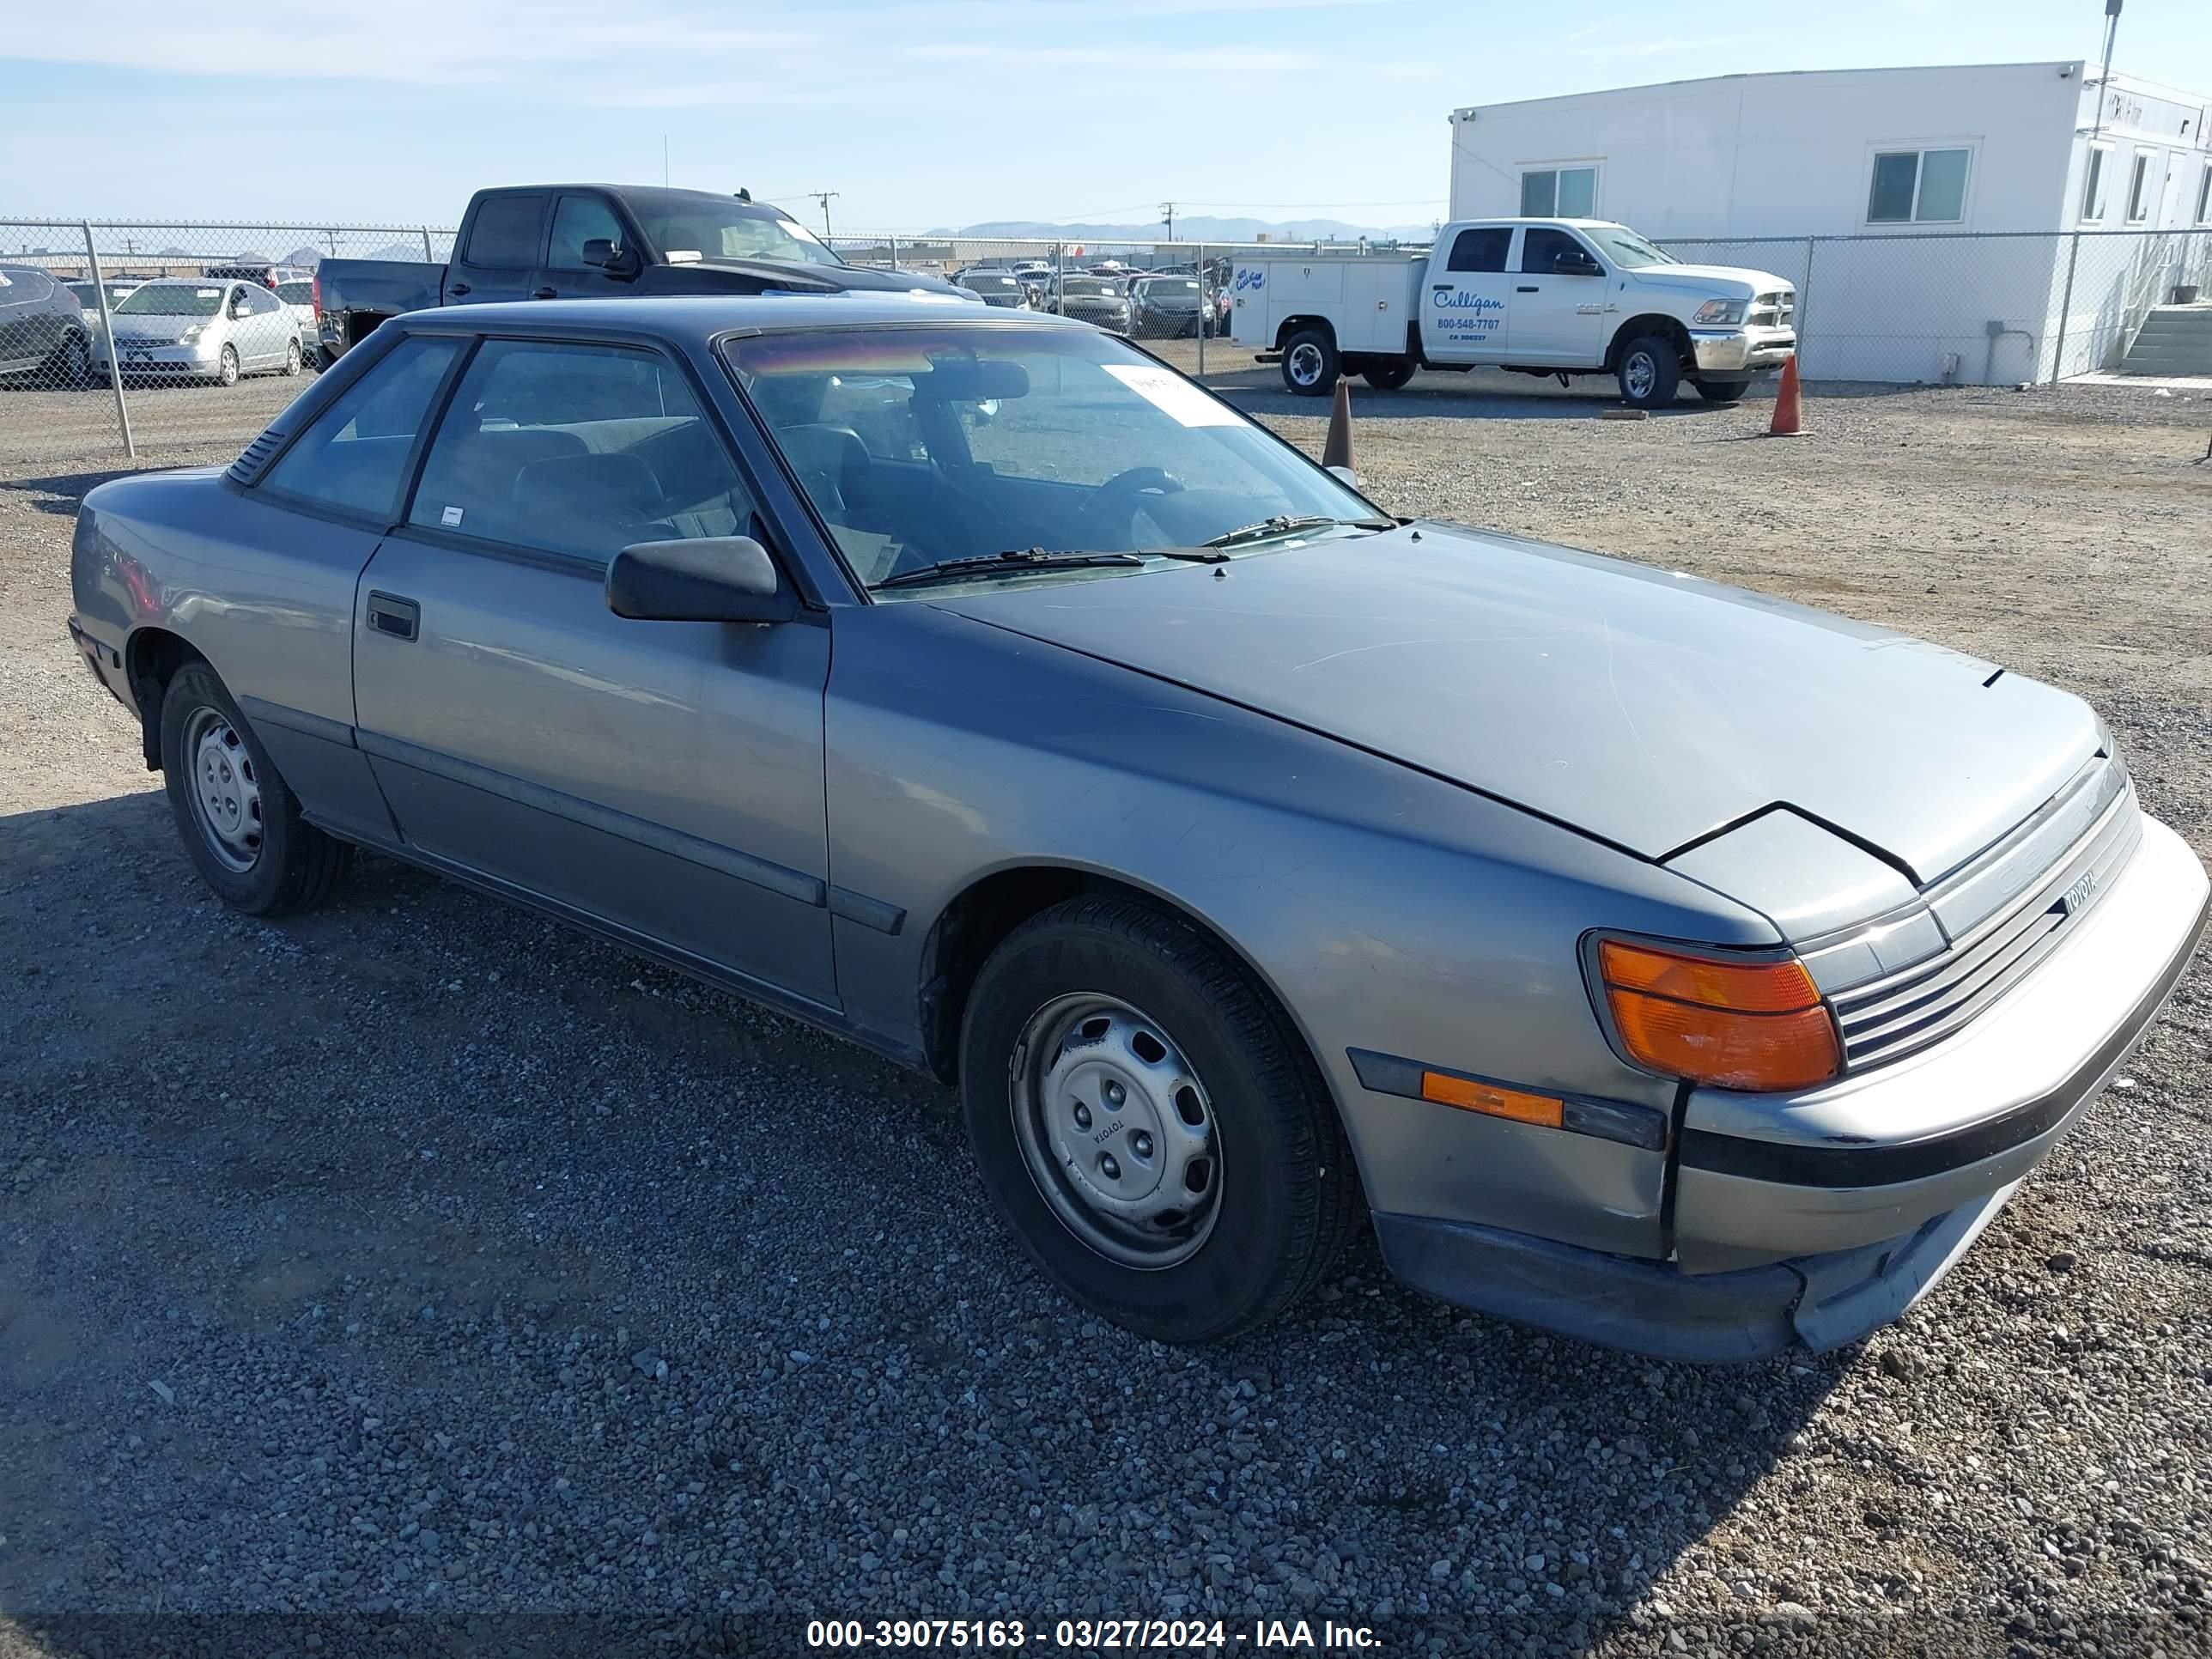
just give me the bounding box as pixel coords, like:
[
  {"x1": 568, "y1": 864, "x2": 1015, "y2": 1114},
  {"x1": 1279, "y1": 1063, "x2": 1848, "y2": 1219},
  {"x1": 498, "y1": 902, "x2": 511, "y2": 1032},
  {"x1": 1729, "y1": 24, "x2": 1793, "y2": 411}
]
[
  {"x1": 916, "y1": 864, "x2": 1344, "y2": 1131},
  {"x1": 124, "y1": 625, "x2": 206, "y2": 770},
  {"x1": 1273, "y1": 313, "x2": 1338, "y2": 352},
  {"x1": 1606, "y1": 314, "x2": 1693, "y2": 371}
]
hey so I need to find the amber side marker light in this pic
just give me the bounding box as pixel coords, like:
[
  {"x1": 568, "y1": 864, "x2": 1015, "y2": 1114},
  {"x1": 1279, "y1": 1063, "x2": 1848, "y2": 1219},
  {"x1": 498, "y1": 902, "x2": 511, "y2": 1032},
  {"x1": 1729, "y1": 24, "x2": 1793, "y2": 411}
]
[
  {"x1": 1419, "y1": 1071, "x2": 1565, "y2": 1128},
  {"x1": 1596, "y1": 939, "x2": 1842, "y2": 1092}
]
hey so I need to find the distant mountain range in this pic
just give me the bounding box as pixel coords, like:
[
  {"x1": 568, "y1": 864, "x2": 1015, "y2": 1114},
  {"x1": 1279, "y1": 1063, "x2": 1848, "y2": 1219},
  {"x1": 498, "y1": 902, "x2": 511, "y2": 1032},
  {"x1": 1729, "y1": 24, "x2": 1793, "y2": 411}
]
[{"x1": 945, "y1": 215, "x2": 1437, "y2": 245}]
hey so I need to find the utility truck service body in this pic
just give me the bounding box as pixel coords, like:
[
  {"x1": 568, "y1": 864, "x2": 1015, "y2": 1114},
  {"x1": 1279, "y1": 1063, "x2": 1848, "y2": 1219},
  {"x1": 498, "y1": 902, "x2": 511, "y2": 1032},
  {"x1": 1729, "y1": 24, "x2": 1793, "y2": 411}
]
[{"x1": 1230, "y1": 218, "x2": 1796, "y2": 407}]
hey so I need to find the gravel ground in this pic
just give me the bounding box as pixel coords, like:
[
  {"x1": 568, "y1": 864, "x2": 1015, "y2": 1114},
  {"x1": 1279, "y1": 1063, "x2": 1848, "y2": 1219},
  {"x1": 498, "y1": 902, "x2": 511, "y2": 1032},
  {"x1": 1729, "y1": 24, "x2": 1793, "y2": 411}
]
[{"x1": 3, "y1": 362, "x2": 2209, "y2": 1658}]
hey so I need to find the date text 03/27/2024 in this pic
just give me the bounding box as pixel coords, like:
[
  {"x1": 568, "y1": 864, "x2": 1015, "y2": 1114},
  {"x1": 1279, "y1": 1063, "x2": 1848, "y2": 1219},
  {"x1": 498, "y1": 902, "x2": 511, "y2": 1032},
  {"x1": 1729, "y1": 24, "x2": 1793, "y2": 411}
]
[{"x1": 805, "y1": 1618, "x2": 1382, "y2": 1650}]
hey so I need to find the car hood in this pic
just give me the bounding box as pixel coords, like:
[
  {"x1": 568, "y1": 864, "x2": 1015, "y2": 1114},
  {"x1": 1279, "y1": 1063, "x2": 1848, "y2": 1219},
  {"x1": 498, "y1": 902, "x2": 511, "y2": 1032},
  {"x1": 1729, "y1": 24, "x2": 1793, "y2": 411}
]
[
  {"x1": 1626, "y1": 264, "x2": 1794, "y2": 298},
  {"x1": 931, "y1": 523, "x2": 2098, "y2": 883}
]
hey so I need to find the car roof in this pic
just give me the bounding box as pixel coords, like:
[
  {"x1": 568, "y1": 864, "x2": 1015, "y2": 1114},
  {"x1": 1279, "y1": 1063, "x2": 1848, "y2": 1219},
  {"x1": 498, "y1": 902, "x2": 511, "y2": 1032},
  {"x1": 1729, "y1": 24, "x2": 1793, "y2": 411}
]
[{"x1": 400, "y1": 292, "x2": 1100, "y2": 341}]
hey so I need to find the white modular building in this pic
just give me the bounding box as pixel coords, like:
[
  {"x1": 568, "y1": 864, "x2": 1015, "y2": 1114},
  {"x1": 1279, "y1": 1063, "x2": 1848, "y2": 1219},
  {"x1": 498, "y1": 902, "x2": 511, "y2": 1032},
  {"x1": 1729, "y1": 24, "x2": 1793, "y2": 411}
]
[{"x1": 1449, "y1": 62, "x2": 2212, "y2": 382}]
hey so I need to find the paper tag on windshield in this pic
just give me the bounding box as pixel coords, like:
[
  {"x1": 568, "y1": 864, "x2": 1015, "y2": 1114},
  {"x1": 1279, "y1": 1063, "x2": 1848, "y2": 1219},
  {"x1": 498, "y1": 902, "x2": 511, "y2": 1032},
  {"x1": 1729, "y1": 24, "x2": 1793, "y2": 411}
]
[
  {"x1": 198, "y1": 288, "x2": 221, "y2": 298},
  {"x1": 1103, "y1": 363, "x2": 1237, "y2": 427},
  {"x1": 440, "y1": 506, "x2": 464, "y2": 527}
]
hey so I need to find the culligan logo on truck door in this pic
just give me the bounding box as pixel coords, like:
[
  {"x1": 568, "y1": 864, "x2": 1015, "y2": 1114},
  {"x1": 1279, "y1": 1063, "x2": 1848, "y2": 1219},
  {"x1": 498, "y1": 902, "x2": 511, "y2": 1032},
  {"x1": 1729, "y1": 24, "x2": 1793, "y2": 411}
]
[
  {"x1": 1431, "y1": 284, "x2": 1503, "y2": 343},
  {"x1": 1234, "y1": 267, "x2": 1264, "y2": 292}
]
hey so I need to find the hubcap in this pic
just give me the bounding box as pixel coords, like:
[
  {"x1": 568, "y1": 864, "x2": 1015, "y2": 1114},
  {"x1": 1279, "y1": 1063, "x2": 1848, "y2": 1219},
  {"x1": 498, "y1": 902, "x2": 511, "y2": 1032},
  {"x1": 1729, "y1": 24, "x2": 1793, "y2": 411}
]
[
  {"x1": 1625, "y1": 352, "x2": 1656, "y2": 399},
  {"x1": 1287, "y1": 342, "x2": 1323, "y2": 386},
  {"x1": 184, "y1": 707, "x2": 263, "y2": 872},
  {"x1": 1010, "y1": 994, "x2": 1222, "y2": 1269}
]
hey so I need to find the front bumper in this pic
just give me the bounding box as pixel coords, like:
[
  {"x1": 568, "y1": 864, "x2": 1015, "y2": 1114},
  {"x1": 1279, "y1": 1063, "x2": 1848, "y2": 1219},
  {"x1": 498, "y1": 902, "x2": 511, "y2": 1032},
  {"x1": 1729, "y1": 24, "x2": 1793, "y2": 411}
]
[
  {"x1": 1688, "y1": 325, "x2": 1796, "y2": 374},
  {"x1": 1375, "y1": 812, "x2": 2207, "y2": 1361},
  {"x1": 97, "y1": 342, "x2": 220, "y2": 373}
]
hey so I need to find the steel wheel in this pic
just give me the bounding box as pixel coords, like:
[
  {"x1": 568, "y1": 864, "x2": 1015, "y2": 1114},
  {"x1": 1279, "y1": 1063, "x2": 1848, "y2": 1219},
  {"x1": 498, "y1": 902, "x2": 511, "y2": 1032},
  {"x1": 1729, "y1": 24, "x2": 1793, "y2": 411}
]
[
  {"x1": 1011, "y1": 993, "x2": 1222, "y2": 1269},
  {"x1": 1622, "y1": 349, "x2": 1656, "y2": 402},
  {"x1": 182, "y1": 705, "x2": 263, "y2": 872},
  {"x1": 1285, "y1": 341, "x2": 1325, "y2": 388}
]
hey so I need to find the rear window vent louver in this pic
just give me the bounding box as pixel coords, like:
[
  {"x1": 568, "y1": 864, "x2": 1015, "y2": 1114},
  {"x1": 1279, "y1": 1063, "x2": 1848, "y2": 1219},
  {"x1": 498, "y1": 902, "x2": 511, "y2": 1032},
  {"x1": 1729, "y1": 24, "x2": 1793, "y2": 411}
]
[{"x1": 226, "y1": 428, "x2": 283, "y2": 484}]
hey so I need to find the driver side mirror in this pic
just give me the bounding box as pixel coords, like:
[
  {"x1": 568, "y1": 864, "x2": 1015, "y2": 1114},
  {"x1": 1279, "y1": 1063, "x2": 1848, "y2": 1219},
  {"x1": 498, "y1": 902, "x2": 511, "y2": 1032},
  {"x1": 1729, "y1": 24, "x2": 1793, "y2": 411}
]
[
  {"x1": 581, "y1": 238, "x2": 641, "y2": 279},
  {"x1": 1553, "y1": 250, "x2": 1603, "y2": 276},
  {"x1": 606, "y1": 536, "x2": 794, "y2": 625}
]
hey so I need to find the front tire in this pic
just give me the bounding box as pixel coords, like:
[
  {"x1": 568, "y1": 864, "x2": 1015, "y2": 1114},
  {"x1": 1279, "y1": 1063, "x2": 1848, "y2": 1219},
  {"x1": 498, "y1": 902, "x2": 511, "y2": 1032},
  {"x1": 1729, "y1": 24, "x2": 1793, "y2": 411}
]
[
  {"x1": 1280, "y1": 327, "x2": 1340, "y2": 397},
  {"x1": 1692, "y1": 375, "x2": 1751, "y2": 404},
  {"x1": 1615, "y1": 334, "x2": 1680, "y2": 408},
  {"x1": 960, "y1": 896, "x2": 1358, "y2": 1344},
  {"x1": 159, "y1": 661, "x2": 347, "y2": 915},
  {"x1": 1364, "y1": 359, "x2": 1417, "y2": 391},
  {"x1": 215, "y1": 344, "x2": 240, "y2": 387}
]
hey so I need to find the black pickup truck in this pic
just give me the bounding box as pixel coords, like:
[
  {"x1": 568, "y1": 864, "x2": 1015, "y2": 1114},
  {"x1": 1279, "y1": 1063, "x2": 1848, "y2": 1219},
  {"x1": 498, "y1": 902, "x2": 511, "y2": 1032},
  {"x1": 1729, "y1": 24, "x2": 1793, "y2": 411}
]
[{"x1": 313, "y1": 184, "x2": 963, "y2": 362}]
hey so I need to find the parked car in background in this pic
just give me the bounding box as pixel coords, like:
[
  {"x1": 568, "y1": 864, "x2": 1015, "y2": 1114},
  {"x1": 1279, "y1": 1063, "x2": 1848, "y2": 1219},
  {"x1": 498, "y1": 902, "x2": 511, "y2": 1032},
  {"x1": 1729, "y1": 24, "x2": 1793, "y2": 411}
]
[
  {"x1": 1129, "y1": 274, "x2": 1211, "y2": 338},
  {"x1": 1048, "y1": 273, "x2": 1130, "y2": 332},
  {"x1": 69, "y1": 294, "x2": 2207, "y2": 1359},
  {"x1": 1012, "y1": 262, "x2": 1053, "y2": 304},
  {"x1": 92, "y1": 277, "x2": 302, "y2": 385},
  {"x1": 313, "y1": 183, "x2": 966, "y2": 365},
  {"x1": 952, "y1": 268, "x2": 1030, "y2": 309},
  {"x1": 204, "y1": 262, "x2": 314, "y2": 290},
  {"x1": 0, "y1": 264, "x2": 92, "y2": 385},
  {"x1": 276, "y1": 279, "x2": 319, "y2": 365},
  {"x1": 65, "y1": 279, "x2": 142, "y2": 315}
]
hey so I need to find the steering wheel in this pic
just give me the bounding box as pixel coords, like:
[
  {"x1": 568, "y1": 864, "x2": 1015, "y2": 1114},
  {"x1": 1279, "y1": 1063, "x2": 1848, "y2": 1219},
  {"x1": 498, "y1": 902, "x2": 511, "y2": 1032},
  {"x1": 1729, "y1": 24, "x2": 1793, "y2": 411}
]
[{"x1": 1077, "y1": 466, "x2": 1186, "y2": 548}]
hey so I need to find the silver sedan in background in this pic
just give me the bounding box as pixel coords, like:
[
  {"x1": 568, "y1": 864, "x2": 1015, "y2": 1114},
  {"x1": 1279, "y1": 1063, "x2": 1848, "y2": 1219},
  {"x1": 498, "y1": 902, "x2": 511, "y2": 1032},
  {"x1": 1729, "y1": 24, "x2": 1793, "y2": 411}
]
[
  {"x1": 67, "y1": 295, "x2": 2208, "y2": 1361},
  {"x1": 92, "y1": 277, "x2": 303, "y2": 385}
]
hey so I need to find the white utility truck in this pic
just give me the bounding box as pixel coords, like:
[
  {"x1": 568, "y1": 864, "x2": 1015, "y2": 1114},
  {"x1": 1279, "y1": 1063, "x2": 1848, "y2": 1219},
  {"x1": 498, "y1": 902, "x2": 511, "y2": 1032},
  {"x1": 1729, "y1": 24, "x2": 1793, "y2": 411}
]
[{"x1": 1229, "y1": 218, "x2": 1796, "y2": 407}]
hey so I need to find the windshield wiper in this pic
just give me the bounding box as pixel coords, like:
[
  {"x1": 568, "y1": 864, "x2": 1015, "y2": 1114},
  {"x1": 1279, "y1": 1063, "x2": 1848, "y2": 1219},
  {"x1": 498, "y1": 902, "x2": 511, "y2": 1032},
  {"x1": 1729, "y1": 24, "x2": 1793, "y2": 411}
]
[
  {"x1": 1200, "y1": 514, "x2": 1395, "y2": 550},
  {"x1": 874, "y1": 548, "x2": 1146, "y2": 591}
]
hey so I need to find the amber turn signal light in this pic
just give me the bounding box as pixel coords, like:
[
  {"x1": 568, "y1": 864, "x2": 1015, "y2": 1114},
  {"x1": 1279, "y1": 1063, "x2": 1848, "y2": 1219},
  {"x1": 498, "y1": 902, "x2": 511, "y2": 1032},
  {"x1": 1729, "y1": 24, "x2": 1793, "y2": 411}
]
[
  {"x1": 1419, "y1": 1071, "x2": 1565, "y2": 1128},
  {"x1": 1596, "y1": 939, "x2": 1842, "y2": 1092}
]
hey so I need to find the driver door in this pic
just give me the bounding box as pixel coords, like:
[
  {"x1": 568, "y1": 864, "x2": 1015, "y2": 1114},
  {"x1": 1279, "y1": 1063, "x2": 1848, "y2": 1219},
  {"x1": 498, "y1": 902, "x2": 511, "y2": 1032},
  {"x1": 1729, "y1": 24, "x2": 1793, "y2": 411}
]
[
  {"x1": 1509, "y1": 226, "x2": 1611, "y2": 365},
  {"x1": 1423, "y1": 226, "x2": 1515, "y2": 364}
]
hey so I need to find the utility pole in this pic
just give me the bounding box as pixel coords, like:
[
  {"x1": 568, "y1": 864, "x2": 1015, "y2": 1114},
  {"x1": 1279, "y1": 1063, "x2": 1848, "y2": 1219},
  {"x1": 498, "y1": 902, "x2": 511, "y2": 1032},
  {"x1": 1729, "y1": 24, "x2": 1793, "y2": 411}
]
[
  {"x1": 806, "y1": 191, "x2": 840, "y2": 240},
  {"x1": 1159, "y1": 201, "x2": 1176, "y2": 244}
]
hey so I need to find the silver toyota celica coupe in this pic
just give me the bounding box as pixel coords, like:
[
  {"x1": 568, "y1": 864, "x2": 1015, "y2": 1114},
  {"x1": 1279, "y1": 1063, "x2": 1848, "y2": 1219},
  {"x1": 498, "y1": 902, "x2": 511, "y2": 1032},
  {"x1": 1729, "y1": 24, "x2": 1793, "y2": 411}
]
[{"x1": 68, "y1": 295, "x2": 2208, "y2": 1361}]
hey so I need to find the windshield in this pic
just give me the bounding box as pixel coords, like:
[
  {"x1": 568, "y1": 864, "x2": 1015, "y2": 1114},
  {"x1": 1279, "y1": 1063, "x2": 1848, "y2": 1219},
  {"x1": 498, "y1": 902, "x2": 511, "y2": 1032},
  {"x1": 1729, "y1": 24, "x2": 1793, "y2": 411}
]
[
  {"x1": 962, "y1": 273, "x2": 1020, "y2": 291},
  {"x1": 1139, "y1": 278, "x2": 1201, "y2": 295},
  {"x1": 116, "y1": 284, "x2": 225, "y2": 316},
  {"x1": 1582, "y1": 226, "x2": 1675, "y2": 269},
  {"x1": 1060, "y1": 277, "x2": 1116, "y2": 297},
  {"x1": 629, "y1": 204, "x2": 844, "y2": 268},
  {"x1": 727, "y1": 325, "x2": 1382, "y2": 599}
]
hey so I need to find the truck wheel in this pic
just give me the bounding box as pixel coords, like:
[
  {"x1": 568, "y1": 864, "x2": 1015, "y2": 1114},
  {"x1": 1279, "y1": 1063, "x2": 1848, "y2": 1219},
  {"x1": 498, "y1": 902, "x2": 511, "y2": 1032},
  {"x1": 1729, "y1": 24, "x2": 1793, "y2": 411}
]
[
  {"x1": 1364, "y1": 360, "x2": 1416, "y2": 391},
  {"x1": 1692, "y1": 376, "x2": 1751, "y2": 404},
  {"x1": 1616, "y1": 335, "x2": 1680, "y2": 408},
  {"x1": 959, "y1": 895, "x2": 1359, "y2": 1344},
  {"x1": 1280, "y1": 329, "x2": 1340, "y2": 397}
]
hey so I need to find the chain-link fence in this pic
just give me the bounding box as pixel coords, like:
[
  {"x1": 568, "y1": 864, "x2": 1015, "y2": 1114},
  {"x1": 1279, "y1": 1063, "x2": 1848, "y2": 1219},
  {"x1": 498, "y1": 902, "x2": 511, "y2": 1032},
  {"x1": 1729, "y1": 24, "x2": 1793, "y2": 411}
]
[
  {"x1": 0, "y1": 219, "x2": 456, "y2": 469},
  {"x1": 6, "y1": 219, "x2": 2209, "y2": 471}
]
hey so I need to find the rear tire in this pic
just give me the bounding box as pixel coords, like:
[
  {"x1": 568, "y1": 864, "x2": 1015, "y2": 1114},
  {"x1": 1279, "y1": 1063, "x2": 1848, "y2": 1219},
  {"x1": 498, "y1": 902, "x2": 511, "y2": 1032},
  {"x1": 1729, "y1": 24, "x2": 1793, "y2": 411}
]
[
  {"x1": 1615, "y1": 334, "x2": 1680, "y2": 408},
  {"x1": 159, "y1": 661, "x2": 348, "y2": 916},
  {"x1": 1692, "y1": 376, "x2": 1751, "y2": 404},
  {"x1": 1280, "y1": 327, "x2": 1340, "y2": 397},
  {"x1": 959, "y1": 895, "x2": 1358, "y2": 1344},
  {"x1": 1363, "y1": 359, "x2": 1417, "y2": 391},
  {"x1": 282, "y1": 339, "x2": 301, "y2": 377}
]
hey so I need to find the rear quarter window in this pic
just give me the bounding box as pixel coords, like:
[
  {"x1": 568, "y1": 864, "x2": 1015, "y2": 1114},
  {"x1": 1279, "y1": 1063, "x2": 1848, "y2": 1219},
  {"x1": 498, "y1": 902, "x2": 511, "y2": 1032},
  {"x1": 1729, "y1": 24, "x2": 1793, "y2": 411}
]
[{"x1": 258, "y1": 336, "x2": 463, "y2": 520}]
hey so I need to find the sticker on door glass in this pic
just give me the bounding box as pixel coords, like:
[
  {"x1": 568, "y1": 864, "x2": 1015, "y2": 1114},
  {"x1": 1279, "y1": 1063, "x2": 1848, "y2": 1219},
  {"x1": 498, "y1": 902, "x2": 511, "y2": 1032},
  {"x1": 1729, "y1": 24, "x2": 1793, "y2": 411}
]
[
  {"x1": 440, "y1": 505, "x2": 465, "y2": 526},
  {"x1": 1102, "y1": 363, "x2": 1238, "y2": 426}
]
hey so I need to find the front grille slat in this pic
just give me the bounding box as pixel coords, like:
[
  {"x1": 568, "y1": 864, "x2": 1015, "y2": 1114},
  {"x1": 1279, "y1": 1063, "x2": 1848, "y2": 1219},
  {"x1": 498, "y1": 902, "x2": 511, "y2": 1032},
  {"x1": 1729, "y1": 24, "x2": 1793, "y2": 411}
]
[{"x1": 1829, "y1": 764, "x2": 2140, "y2": 1072}]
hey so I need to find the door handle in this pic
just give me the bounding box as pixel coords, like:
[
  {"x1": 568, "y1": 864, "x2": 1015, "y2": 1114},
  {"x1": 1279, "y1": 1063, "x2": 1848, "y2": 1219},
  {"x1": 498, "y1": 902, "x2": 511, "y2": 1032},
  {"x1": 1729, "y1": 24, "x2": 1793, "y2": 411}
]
[
  {"x1": 532, "y1": 286, "x2": 558, "y2": 300},
  {"x1": 365, "y1": 591, "x2": 419, "y2": 642},
  {"x1": 1516, "y1": 284, "x2": 1539, "y2": 293},
  {"x1": 448, "y1": 282, "x2": 471, "y2": 296}
]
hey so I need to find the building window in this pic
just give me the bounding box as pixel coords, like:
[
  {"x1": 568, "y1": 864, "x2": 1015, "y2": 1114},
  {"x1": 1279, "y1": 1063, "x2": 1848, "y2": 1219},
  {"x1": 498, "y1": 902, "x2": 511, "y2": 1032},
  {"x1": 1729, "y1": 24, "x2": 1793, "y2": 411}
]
[
  {"x1": 1866, "y1": 148, "x2": 1970, "y2": 223},
  {"x1": 2081, "y1": 144, "x2": 2112, "y2": 222},
  {"x1": 2197, "y1": 161, "x2": 2212, "y2": 224},
  {"x1": 1521, "y1": 166, "x2": 1597, "y2": 218},
  {"x1": 2125, "y1": 151, "x2": 2155, "y2": 222}
]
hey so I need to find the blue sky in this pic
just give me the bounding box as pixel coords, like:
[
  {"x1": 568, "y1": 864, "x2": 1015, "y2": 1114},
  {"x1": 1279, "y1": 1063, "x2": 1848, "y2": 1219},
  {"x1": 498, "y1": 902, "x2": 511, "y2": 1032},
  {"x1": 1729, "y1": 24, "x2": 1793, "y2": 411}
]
[{"x1": 4, "y1": 0, "x2": 2209, "y2": 233}]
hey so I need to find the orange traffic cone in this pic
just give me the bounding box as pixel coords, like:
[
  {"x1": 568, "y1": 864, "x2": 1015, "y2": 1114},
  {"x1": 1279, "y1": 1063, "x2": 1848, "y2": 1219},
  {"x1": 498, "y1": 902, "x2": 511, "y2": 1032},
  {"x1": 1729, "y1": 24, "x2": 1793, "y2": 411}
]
[
  {"x1": 1322, "y1": 378, "x2": 1354, "y2": 471},
  {"x1": 1767, "y1": 353, "x2": 1804, "y2": 436}
]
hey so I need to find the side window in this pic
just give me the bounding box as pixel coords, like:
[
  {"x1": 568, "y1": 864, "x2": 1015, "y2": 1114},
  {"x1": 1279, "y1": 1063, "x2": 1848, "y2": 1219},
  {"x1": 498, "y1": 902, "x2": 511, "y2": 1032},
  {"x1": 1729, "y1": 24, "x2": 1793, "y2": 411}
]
[
  {"x1": 259, "y1": 335, "x2": 462, "y2": 520},
  {"x1": 548, "y1": 195, "x2": 626, "y2": 270},
  {"x1": 462, "y1": 194, "x2": 548, "y2": 269},
  {"x1": 246, "y1": 285, "x2": 282, "y2": 314},
  {"x1": 1445, "y1": 228, "x2": 1510, "y2": 273},
  {"x1": 1520, "y1": 228, "x2": 1585, "y2": 274},
  {"x1": 408, "y1": 338, "x2": 755, "y2": 565}
]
